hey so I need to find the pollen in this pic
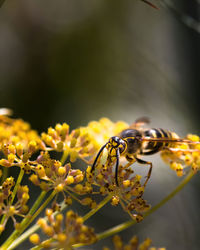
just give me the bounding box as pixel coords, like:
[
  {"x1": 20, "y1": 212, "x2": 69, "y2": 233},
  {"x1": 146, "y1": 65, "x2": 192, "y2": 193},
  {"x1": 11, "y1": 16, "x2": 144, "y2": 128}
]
[
  {"x1": 57, "y1": 233, "x2": 67, "y2": 243},
  {"x1": 90, "y1": 201, "x2": 97, "y2": 209},
  {"x1": 184, "y1": 154, "x2": 193, "y2": 166},
  {"x1": 8, "y1": 153, "x2": 15, "y2": 163},
  {"x1": 16, "y1": 143, "x2": 23, "y2": 157},
  {"x1": 123, "y1": 180, "x2": 131, "y2": 188},
  {"x1": 65, "y1": 196, "x2": 72, "y2": 205},
  {"x1": 0, "y1": 159, "x2": 12, "y2": 167},
  {"x1": 65, "y1": 175, "x2": 74, "y2": 185},
  {"x1": 9, "y1": 206, "x2": 16, "y2": 215},
  {"x1": 37, "y1": 218, "x2": 46, "y2": 227},
  {"x1": 96, "y1": 173, "x2": 104, "y2": 181},
  {"x1": 29, "y1": 174, "x2": 40, "y2": 185},
  {"x1": 135, "y1": 214, "x2": 143, "y2": 223},
  {"x1": 56, "y1": 214, "x2": 63, "y2": 222},
  {"x1": 81, "y1": 197, "x2": 92, "y2": 206},
  {"x1": 76, "y1": 217, "x2": 83, "y2": 225},
  {"x1": 111, "y1": 196, "x2": 120, "y2": 206},
  {"x1": 113, "y1": 235, "x2": 123, "y2": 249},
  {"x1": 28, "y1": 140, "x2": 37, "y2": 153},
  {"x1": 8, "y1": 144, "x2": 16, "y2": 154},
  {"x1": 44, "y1": 226, "x2": 54, "y2": 237},
  {"x1": 29, "y1": 234, "x2": 41, "y2": 245},
  {"x1": 0, "y1": 225, "x2": 5, "y2": 233},
  {"x1": 74, "y1": 173, "x2": 84, "y2": 183},
  {"x1": 58, "y1": 166, "x2": 66, "y2": 176},
  {"x1": 46, "y1": 208, "x2": 53, "y2": 217},
  {"x1": 74, "y1": 184, "x2": 83, "y2": 193},
  {"x1": 36, "y1": 164, "x2": 46, "y2": 178},
  {"x1": 56, "y1": 183, "x2": 64, "y2": 192}
]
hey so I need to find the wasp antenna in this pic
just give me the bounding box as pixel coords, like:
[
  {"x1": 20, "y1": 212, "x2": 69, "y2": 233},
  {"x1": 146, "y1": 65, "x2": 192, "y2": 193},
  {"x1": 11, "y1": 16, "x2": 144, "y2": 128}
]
[
  {"x1": 115, "y1": 148, "x2": 120, "y2": 186},
  {"x1": 141, "y1": 0, "x2": 159, "y2": 10},
  {"x1": 91, "y1": 143, "x2": 108, "y2": 172}
]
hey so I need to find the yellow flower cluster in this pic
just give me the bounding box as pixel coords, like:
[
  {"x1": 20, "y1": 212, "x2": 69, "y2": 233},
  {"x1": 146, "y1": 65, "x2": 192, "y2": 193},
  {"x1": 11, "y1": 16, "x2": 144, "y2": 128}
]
[
  {"x1": 161, "y1": 134, "x2": 200, "y2": 176},
  {"x1": 84, "y1": 118, "x2": 128, "y2": 150},
  {"x1": 0, "y1": 111, "x2": 41, "y2": 150},
  {"x1": 29, "y1": 152, "x2": 84, "y2": 193},
  {"x1": 103, "y1": 235, "x2": 165, "y2": 250},
  {"x1": 87, "y1": 161, "x2": 150, "y2": 222},
  {"x1": 0, "y1": 180, "x2": 29, "y2": 232},
  {"x1": 29, "y1": 209, "x2": 96, "y2": 248},
  {"x1": 0, "y1": 109, "x2": 199, "y2": 249},
  {"x1": 41, "y1": 118, "x2": 128, "y2": 163}
]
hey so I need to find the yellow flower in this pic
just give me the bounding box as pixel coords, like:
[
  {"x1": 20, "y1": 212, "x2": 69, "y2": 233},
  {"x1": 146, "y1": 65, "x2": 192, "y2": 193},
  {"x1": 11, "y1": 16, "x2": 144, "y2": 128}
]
[
  {"x1": 87, "y1": 159, "x2": 150, "y2": 221},
  {"x1": 31, "y1": 210, "x2": 96, "y2": 248},
  {"x1": 104, "y1": 235, "x2": 165, "y2": 250},
  {"x1": 161, "y1": 133, "x2": 200, "y2": 175}
]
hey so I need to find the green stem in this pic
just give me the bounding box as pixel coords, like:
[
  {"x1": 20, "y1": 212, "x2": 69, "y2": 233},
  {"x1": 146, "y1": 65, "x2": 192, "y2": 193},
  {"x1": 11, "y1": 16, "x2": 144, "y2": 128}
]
[
  {"x1": 8, "y1": 200, "x2": 68, "y2": 250},
  {"x1": 60, "y1": 150, "x2": 69, "y2": 165},
  {"x1": 83, "y1": 194, "x2": 112, "y2": 222},
  {"x1": 0, "y1": 167, "x2": 8, "y2": 185},
  {"x1": 10, "y1": 168, "x2": 24, "y2": 204},
  {"x1": 1, "y1": 190, "x2": 47, "y2": 250},
  {"x1": 23, "y1": 189, "x2": 56, "y2": 227},
  {"x1": 30, "y1": 245, "x2": 42, "y2": 250},
  {"x1": 97, "y1": 170, "x2": 195, "y2": 241},
  {"x1": 25, "y1": 191, "x2": 47, "y2": 221}
]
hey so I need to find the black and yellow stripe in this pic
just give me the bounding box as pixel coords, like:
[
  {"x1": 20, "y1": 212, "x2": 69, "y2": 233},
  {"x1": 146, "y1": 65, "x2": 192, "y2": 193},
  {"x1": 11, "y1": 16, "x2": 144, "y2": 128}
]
[{"x1": 142, "y1": 128, "x2": 174, "y2": 155}]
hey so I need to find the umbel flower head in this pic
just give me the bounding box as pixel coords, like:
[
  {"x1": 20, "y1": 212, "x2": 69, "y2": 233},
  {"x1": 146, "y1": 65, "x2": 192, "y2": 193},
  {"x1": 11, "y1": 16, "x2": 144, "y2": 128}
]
[
  {"x1": 161, "y1": 134, "x2": 200, "y2": 176},
  {"x1": 29, "y1": 151, "x2": 96, "y2": 208},
  {"x1": 103, "y1": 235, "x2": 165, "y2": 250},
  {"x1": 41, "y1": 118, "x2": 128, "y2": 163},
  {"x1": 0, "y1": 109, "x2": 41, "y2": 150},
  {"x1": 87, "y1": 159, "x2": 150, "y2": 222},
  {"x1": 29, "y1": 209, "x2": 96, "y2": 249},
  {"x1": 0, "y1": 178, "x2": 29, "y2": 232}
]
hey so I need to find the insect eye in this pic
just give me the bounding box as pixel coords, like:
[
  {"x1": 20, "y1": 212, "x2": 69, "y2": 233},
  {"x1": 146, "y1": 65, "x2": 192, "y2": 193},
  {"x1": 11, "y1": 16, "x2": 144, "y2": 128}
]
[{"x1": 109, "y1": 138, "x2": 113, "y2": 143}]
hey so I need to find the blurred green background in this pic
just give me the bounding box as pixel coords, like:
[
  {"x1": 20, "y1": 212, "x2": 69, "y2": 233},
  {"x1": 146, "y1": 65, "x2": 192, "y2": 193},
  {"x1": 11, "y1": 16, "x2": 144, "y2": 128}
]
[{"x1": 0, "y1": 0, "x2": 200, "y2": 249}]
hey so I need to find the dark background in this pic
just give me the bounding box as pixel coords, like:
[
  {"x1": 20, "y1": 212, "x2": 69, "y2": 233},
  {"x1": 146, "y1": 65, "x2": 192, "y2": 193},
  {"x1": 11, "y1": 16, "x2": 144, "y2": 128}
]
[{"x1": 0, "y1": 0, "x2": 200, "y2": 249}]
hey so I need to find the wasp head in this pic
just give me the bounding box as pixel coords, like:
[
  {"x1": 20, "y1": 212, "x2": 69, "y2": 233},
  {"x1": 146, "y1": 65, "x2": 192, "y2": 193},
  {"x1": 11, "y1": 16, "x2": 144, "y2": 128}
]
[
  {"x1": 106, "y1": 136, "x2": 127, "y2": 156},
  {"x1": 91, "y1": 136, "x2": 127, "y2": 186}
]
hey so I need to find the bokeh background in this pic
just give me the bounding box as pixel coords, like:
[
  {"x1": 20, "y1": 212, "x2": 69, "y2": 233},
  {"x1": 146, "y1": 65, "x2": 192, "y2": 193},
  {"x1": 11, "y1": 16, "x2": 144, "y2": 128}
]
[{"x1": 0, "y1": 0, "x2": 200, "y2": 249}]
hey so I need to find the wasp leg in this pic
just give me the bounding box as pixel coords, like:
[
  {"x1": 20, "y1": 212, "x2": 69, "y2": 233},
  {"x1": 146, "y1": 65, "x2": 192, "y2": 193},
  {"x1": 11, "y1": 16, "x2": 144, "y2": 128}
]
[
  {"x1": 135, "y1": 157, "x2": 153, "y2": 187},
  {"x1": 124, "y1": 155, "x2": 136, "y2": 169},
  {"x1": 115, "y1": 149, "x2": 120, "y2": 186},
  {"x1": 91, "y1": 143, "x2": 108, "y2": 172}
]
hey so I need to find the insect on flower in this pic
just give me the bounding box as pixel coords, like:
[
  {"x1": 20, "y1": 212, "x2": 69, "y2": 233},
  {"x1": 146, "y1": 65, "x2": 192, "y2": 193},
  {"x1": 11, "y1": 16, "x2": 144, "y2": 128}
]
[{"x1": 91, "y1": 117, "x2": 200, "y2": 186}]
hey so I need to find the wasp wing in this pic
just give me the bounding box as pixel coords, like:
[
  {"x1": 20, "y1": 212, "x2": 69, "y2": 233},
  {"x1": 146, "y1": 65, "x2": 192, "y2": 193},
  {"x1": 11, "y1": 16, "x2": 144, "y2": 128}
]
[
  {"x1": 141, "y1": 137, "x2": 200, "y2": 144},
  {"x1": 130, "y1": 117, "x2": 150, "y2": 129}
]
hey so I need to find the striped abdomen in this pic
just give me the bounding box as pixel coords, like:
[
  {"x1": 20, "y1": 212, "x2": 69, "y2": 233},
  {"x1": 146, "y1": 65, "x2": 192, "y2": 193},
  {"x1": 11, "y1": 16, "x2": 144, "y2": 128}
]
[{"x1": 141, "y1": 128, "x2": 178, "y2": 155}]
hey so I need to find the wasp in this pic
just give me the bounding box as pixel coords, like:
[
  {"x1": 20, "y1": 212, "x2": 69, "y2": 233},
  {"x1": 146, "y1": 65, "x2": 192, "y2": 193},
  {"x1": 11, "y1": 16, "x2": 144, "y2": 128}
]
[{"x1": 91, "y1": 117, "x2": 199, "y2": 186}]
